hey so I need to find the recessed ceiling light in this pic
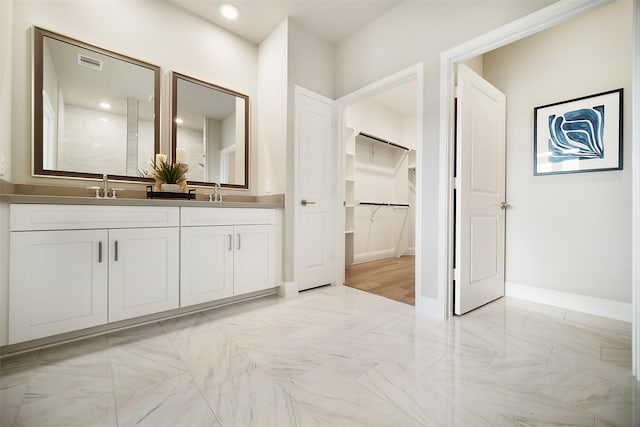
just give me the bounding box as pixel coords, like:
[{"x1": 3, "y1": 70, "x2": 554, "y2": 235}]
[
  {"x1": 175, "y1": 118, "x2": 184, "y2": 125},
  {"x1": 219, "y1": 3, "x2": 239, "y2": 20},
  {"x1": 99, "y1": 102, "x2": 111, "y2": 110}
]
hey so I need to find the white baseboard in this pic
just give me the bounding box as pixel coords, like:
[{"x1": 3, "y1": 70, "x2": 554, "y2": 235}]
[
  {"x1": 278, "y1": 281, "x2": 298, "y2": 298},
  {"x1": 404, "y1": 247, "x2": 415, "y2": 256},
  {"x1": 353, "y1": 249, "x2": 396, "y2": 265},
  {"x1": 505, "y1": 282, "x2": 631, "y2": 323},
  {"x1": 415, "y1": 296, "x2": 447, "y2": 321}
]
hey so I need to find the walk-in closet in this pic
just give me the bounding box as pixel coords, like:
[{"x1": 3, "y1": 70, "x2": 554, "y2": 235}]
[{"x1": 343, "y1": 81, "x2": 417, "y2": 304}]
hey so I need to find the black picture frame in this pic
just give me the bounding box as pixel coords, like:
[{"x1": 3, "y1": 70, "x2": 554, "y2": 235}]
[{"x1": 533, "y1": 88, "x2": 623, "y2": 176}]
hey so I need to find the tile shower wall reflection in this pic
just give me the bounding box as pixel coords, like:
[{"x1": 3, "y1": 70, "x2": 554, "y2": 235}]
[
  {"x1": 59, "y1": 106, "x2": 154, "y2": 176},
  {"x1": 177, "y1": 127, "x2": 205, "y2": 182}
]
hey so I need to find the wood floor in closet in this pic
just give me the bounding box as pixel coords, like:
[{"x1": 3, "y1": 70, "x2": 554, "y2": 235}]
[{"x1": 345, "y1": 255, "x2": 415, "y2": 305}]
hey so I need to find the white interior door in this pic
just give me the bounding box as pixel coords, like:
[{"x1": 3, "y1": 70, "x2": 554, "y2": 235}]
[
  {"x1": 455, "y1": 64, "x2": 507, "y2": 315},
  {"x1": 294, "y1": 87, "x2": 335, "y2": 291}
]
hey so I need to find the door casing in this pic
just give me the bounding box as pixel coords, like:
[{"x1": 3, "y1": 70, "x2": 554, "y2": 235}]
[{"x1": 334, "y1": 64, "x2": 425, "y2": 305}]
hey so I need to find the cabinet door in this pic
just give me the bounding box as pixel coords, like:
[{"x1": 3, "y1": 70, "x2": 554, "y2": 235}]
[
  {"x1": 108, "y1": 227, "x2": 179, "y2": 322},
  {"x1": 180, "y1": 226, "x2": 234, "y2": 307},
  {"x1": 234, "y1": 224, "x2": 275, "y2": 295},
  {"x1": 9, "y1": 230, "x2": 108, "y2": 344}
]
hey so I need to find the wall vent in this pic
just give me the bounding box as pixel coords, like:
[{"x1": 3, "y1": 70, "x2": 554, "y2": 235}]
[{"x1": 77, "y1": 54, "x2": 103, "y2": 70}]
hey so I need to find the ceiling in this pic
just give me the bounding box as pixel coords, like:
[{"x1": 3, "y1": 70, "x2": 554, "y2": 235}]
[
  {"x1": 164, "y1": 1, "x2": 416, "y2": 118},
  {"x1": 165, "y1": 0, "x2": 402, "y2": 44}
]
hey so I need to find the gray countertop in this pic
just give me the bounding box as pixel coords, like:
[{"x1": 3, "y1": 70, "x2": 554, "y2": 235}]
[{"x1": 0, "y1": 193, "x2": 283, "y2": 209}]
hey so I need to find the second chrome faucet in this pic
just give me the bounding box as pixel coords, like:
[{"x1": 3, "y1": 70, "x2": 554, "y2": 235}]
[{"x1": 209, "y1": 183, "x2": 223, "y2": 202}]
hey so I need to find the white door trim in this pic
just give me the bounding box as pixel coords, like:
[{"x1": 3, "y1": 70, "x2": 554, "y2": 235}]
[
  {"x1": 334, "y1": 63, "x2": 424, "y2": 306},
  {"x1": 631, "y1": 0, "x2": 640, "y2": 378},
  {"x1": 439, "y1": 0, "x2": 639, "y2": 377}
]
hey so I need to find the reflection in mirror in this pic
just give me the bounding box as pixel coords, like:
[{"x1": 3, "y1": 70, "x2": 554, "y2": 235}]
[
  {"x1": 34, "y1": 27, "x2": 160, "y2": 180},
  {"x1": 171, "y1": 72, "x2": 248, "y2": 188}
]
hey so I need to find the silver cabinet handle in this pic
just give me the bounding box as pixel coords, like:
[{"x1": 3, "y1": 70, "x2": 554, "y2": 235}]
[
  {"x1": 228, "y1": 234, "x2": 232, "y2": 251},
  {"x1": 114, "y1": 240, "x2": 119, "y2": 261},
  {"x1": 500, "y1": 201, "x2": 511, "y2": 210},
  {"x1": 300, "y1": 199, "x2": 316, "y2": 206},
  {"x1": 237, "y1": 233, "x2": 241, "y2": 250},
  {"x1": 98, "y1": 241, "x2": 103, "y2": 263}
]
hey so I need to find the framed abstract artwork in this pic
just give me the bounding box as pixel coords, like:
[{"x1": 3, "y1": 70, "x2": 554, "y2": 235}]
[{"x1": 533, "y1": 88, "x2": 623, "y2": 175}]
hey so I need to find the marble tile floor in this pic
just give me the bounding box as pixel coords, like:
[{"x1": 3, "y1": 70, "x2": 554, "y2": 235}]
[{"x1": 1, "y1": 285, "x2": 637, "y2": 427}]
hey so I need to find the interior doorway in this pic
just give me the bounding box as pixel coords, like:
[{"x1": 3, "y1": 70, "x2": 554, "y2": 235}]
[
  {"x1": 340, "y1": 77, "x2": 419, "y2": 305},
  {"x1": 447, "y1": 1, "x2": 633, "y2": 321}
]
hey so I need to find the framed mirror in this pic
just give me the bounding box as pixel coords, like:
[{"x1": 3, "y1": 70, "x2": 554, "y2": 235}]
[
  {"x1": 33, "y1": 27, "x2": 160, "y2": 181},
  {"x1": 171, "y1": 72, "x2": 249, "y2": 189}
]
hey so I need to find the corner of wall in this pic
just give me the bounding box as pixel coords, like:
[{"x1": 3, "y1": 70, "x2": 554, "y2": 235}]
[
  {"x1": 256, "y1": 17, "x2": 289, "y2": 198},
  {"x1": 0, "y1": 0, "x2": 13, "y2": 183}
]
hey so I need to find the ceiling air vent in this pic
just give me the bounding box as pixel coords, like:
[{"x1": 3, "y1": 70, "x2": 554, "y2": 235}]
[{"x1": 77, "y1": 53, "x2": 103, "y2": 70}]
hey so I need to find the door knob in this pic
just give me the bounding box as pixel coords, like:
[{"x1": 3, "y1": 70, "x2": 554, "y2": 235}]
[
  {"x1": 300, "y1": 199, "x2": 316, "y2": 206},
  {"x1": 500, "y1": 201, "x2": 511, "y2": 210}
]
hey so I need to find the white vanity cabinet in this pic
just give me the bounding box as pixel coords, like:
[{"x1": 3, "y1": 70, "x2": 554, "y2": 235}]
[
  {"x1": 9, "y1": 229, "x2": 109, "y2": 343},
  {"x1": 8, "y1": 204, "x2": 180, "y2": 344},
  {"x1": 180, "y1": 225, "x2": 235, "y2": 306},
  {"x1": 180, "y1": 208, "x2": 277, "y2": 307},
  {"x1": 108, "y1": 227, "x2": 179, "y2": 322}
]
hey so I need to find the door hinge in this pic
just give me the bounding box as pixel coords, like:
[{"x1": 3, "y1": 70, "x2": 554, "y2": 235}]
[{"x1": 454, "y1": 86, "x2": 461, "y2": 98}]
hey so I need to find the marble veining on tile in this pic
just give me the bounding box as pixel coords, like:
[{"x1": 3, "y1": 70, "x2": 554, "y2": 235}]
[{"x1": 1, "y1": 285, "x2": 637, "y2": 427}]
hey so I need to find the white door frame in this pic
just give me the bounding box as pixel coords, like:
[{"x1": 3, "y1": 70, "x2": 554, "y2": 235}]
[
  {"x1": 439, "y1": 0, "x2": 640, "y2": 377},
  {"x1": 334, "y1": 64, "x2": 424, "y2": 301}
]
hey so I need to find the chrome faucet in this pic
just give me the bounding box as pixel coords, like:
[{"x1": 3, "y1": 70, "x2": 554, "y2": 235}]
[
  {"x1": 86, "y1": 174, "x2": 123, "y2": 198},
  {"x1": 209, "y1": 183, "x2": 222, "y2": 202},
  {"x1": 102, "y1": 174, "x2": 109, "y2": 198}
]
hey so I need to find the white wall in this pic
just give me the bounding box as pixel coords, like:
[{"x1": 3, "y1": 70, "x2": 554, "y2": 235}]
[
  {"x1": 483, "y1": 0, "x2": 632, "y2": 303},
  {"x1": 11, "y1": 0, "x2": 258, "y2": 193},
  {"x1": 0, "y1": 2, "x2": 12, "y2": 345},
  {"x1": 334, "y1": 0, "x2": 556, "y2": 302},
  {"x1": 346, "y1": 101, "x2": 405, "y2": 145},
  {"x1": 0, "y1": 0, "x2": 12, "y2": 181},
  {"x1": 288, "y1": 20, "x2": 335, "y2": 100},
  {"x1": 257, "y1": 19, "x2": 288, "y2": 196}
]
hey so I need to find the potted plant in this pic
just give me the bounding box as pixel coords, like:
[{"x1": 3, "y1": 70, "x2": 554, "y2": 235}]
[{"x1": 148, "y1": 158, "x2": 189, "y2": 192}]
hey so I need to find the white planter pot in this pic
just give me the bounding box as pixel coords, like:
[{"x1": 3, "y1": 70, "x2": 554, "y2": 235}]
[{"x1": 160, "y1": 183, "x2": 181, "y2": 192}]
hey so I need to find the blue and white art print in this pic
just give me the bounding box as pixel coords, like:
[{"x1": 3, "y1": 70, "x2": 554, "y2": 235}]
[{"x1": 534, "y1": 89, "x2": 623, "y2": 175}]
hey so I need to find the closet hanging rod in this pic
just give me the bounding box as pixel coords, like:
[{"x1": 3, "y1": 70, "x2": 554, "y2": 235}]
[
  {"x1": 359, "y1": 201, "x2": 410, "y2": 208},
  {"x1": 358, "y1": 132, "x2": 410, "y2": 151}
]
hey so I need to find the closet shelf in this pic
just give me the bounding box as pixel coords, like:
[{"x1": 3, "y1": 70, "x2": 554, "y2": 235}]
[
  {"x1": 357, "y1": 132, "x2": 409, "y2": 151},
  {"x1": 345, "y1": 230, "x2": 355, "y2": 234},
  {"x1": 358, "y1": 201, "x2": 410, "y2": 208}
]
